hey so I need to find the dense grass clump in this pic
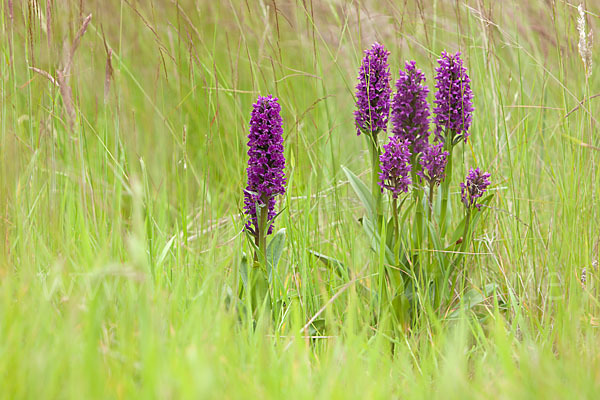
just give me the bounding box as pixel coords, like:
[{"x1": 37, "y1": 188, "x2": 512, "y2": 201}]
[{"x1": 0, "y1": 1, "x2": 599, "y2": 398}]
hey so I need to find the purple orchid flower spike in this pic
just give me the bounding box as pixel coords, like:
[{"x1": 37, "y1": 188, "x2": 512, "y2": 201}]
[
  {"x1": 392, "y1": 60, "x2": 431, "y2": 155},
  {"x1": 460, "y1": 168, "x2": 491, "y2": 210},
  {"x1": 418, "y1": 142, "x2": 449, "y2": 187},
  {"x1": 354, "y1": 42, "x2": 392, "y2": 137},
  {"x1": 243, "y1": 95, "x2": 286, "y2": 236},
  {"x1": 379, "y1": 136, "x2": 412, "y2": 199},
  {"x1": 433, "y1": 51, "x2": 474, "y2": 144}
]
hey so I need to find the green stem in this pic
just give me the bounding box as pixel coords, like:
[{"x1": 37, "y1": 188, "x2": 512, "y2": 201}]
[
  {"x1": 250, "y1": 198, "x2": 270, "y2": 318},
  {"x1": 427, "y1": 184, "x2": 435, "y2": 259},
  {"x1": 411, "y1": 165, "x2": 424, "y2": 253},
  {"x1": 428, "y1": 184, "x2": 435, "y2": 221},
  {"x1": 455, "y1": 208, "x2": 472, "y2": 268},
  {"x1": 258, "y1": 206, "x2": 268, "y2": 267},
  {"x1": 436, "y1": 208, "x2": 471, "y2": 311},
  {"x1": 367, "y1": 132, "x2": 382, "y2": 221},
  {"x1": 439, "y1": 131, "x2": 454, "y2": 235},
  {"x1": 392, "y1": 197, "x2": 400, "y2": 266}
]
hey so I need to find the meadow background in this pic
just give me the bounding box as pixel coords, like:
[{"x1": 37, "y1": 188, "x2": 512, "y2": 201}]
[{"x1": 1, "y1": 0, "x2": 599, "y2": 398}]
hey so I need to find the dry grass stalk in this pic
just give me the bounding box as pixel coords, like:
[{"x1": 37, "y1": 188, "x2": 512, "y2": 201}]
[
  {"x1": 46, "y1": 0, "x2": 52, "y2": 46},
  {"x1": 104, "y1": 49, "x2": 113, "y2": 103},
  {"x1": 7, "y1": 0, "x2": 14, "y2": 65},
  {"x1": 55, "y1": 13, "x2": 92, "y2": 130},
  {"x1": 32, "y1": 0, "x2": 47, "y2": 34},
  {"x1": 56, "y1": 70, "x2": 76, "y2": 130},
  {"x1": 29, "y1": 67, "x2": 58, "y2": 87},
  {"x1": 577, "y1": 4, "x2": 593, "y2": 79},
  {"x1": 62, "y1": 13, "x2": 92, "y2": 79},
  {"x1": 101, "y1": 31, "x2": 114, "y2": 103}
]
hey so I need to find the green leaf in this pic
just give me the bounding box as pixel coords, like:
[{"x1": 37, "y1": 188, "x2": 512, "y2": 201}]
[
  {"x1": 240, "y1": 253, "x2": 249, "y2": 290},
  {"x1": 446, "y1": 194, "x2": 494, "y2": 249},
  {"x1": 342, "y1": 165, "x2": 376, "y2": 222},
  {"x1": 471, "y1": 194, "x2": 494, "y2": 232},
  {"x1": 478, "y1": 193, "x2": 494, "y2": 206},
  {"x1": 266, "y1": 228, "x2": 286, "y2": 281},
  {"x1": 425, "y1": 219, "x2": 448, "y2": 272},
  {"x1": 308, "y1": 318, "x2": 326, "y2": 336},
  {"x1": 308, "y1": 249, "x2": 348, "y2": 278},
  {"x1": 385, "y1": 216, "x2": 395, "y2": 250},
  {"x1": 447, "y1": 214, "x2": 467, "y2": 250},
  {"x1": 400, "y1": 200, "x2": 415, "y2": 225},
  {"x1": 447, "y1": 283, "x2": 498, "y2": 318},
  {"x1": 362, "y1": 216, "x2": 395, "y2": 265},
  {"x1": 156, "y1": 235, "x2": 176, "y2": 268}
]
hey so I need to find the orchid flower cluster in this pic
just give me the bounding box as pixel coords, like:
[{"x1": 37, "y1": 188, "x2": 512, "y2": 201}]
[
  {"x1": 240, "y1": 95, "x2": 287, "y2": 316},
  {"x1": 237, "y1": 44, "x2": 494, "y2": 328},
  {"x1": 354, "y1": 45, "x2": 485, "y2": 209},
  {"x1": 349, "y1": 43, "x2": 493, "y2": 330}
]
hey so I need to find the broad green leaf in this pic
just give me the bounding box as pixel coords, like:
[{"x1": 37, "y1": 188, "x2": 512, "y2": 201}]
[
  {"x1": 266, "y1": 228, "x2": 286, "y2": 280},
  {"x1": 308, "y1": 249, "x2": 348, "y2": 278},
  {"x1": 308, "y1": 318, "x2": 326, "y2": 336},
  {"x1": 447, "y1": 283, "x2": 498, "y2": 319},
  {"x1": 156, "y1": 235, "x2": 176, "y2": 269},
  {"x1": 446, "y1": 194, "x2": 494, "y2": 250},
  {"x1": 400, "y1": 200, "x2": 415, "y2": 225},
  {"x1": 385, "y1": 216, "x2": 395, "y2": 251},
  {"x1": 240, "y1": 253, "x2": 249, "y2": 290},
  {"x1": 342, "y1": 165, "x2": 376, "y2": 222},
  {"x1": 362, "y1": 216, "x2": 395, "y2": 265},
  {"x1": 447, "y1": 214, "x2": 467, "y2": 250},
  {"x1": 469, "y1": 194, "x2": 494, "y2": 229},
  {"x1": 425, "y1": 219, "x2": 448, "y2": 273}
]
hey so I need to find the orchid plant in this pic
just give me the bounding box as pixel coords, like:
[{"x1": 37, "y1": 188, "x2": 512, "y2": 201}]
[
  {"x1": 240, "y1": 95, "x2": 288, "y2": 320},
  {"x1": 343, "y1": 46, "x2": 494, "y2": 332}
]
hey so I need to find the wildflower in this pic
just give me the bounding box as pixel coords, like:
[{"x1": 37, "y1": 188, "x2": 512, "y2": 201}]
[
  {"x1": 379, "y1": 136, "x2": 412, "y2": 198},
  {"x1": 354, "y1": 42, "x2": 392, "y2": 136},
  {"x1": 418, "y1": 142, "x2": 449, "y2": 187},
  {"x1": 243, "y1": 95, "x2": 286, "y2": 235},
  {"x1": 460, "y1": 168, "x2": 491, "y2": 210},
  {"x1": 391, "y1": 60, "x2": 430, "y2": 154},
  {"x1": 433, "y1": 51, "x2": 474, "y2": 143}
]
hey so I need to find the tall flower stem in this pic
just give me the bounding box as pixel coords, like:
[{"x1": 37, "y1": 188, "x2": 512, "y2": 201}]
[
  {"x1": 459, "y1": 209, "x2": 472, "y2": 254},
  {"x1": 257, "y1": 199, "x2": 269, "y2": 267},
  {"x1": 436, "y1": 209, "x2": 470, "y2": 310},
  {"x1": 428, "y1": 185, "x2": 435, "y2": 220},
  {"x1": 391, "y1": 196, "x2": 400, "y2": 265},
  {"x1": 411, "y1": 152, "x2": 425, "y2": 252},
  {"x1": 243, "y1": 95, "x2": 286, "y2": 318},
  {"x1": 367, "y1": 133, "x2": 382, "y2": 220},
  {"x1": 439, "y1": 130, "x2": 454, "y2": 234},
  {"x1": 250, "y1": 200, "x2": 270, "y2": 316},
  {"x1": 418, "y1": 142, "x2": 448, "y2": 228}
]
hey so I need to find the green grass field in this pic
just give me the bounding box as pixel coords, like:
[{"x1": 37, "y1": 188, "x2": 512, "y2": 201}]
[{"x1": 1, "y1": 0, "x2": 599, "y2": 398}]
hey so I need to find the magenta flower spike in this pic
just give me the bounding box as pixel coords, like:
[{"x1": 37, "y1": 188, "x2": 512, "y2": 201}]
[
  {"x1": 243, "y1": 95, "x2": 286, "y2": 236},
  {"x1": 379, "y1": 136, "x2": 412, "y2": 199},
  {"x1": 418, "y1": 142, "x2": 449, "y2": 187},
  {"x1": 433, "y1": 51, "x2": 474, "y2": 143},
  {"x1": 354, "y1": 42, "x2": 392, "y2": 136},
  {"x1": 392, "y1": 60, "x2": 431, "y2": 155},
  {"x1": 460, "y1": 168, "x2": 491, "y2": 210}
]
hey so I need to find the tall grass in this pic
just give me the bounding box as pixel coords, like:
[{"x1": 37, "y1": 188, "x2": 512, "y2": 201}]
[{"x1": 0, "y1": 0, "x2": 599, "y2": 398}]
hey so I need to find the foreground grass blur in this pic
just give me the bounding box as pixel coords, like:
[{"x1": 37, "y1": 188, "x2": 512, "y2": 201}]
[{"x1": 1, "y1": 1, "x2": 599, "y2": 398}]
